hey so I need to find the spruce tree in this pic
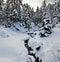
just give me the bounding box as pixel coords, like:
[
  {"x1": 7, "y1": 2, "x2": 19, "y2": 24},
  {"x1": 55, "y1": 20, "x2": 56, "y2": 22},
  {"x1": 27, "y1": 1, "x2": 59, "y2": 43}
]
[
  {"x1": 0, "y1": 0, "x2": 4, "y2": 23},
  {"x1": 40, "y1": 0, "x2": 52, "y2": 37},
  {"x1": 5, "y1": 0, "x2": 22, "y2": 23},
  {"x1": 21, "y1": 4, "x2": 31, "y2": 30}
]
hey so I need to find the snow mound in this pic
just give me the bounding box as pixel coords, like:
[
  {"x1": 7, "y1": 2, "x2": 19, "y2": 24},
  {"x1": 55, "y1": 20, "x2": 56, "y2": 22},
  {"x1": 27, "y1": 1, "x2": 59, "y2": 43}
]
[
  {"x1": 0, "y1": 27, "x2": 10, "y2": 38},
  {"x1": 27, "y1": 24, "x2": 60, "y2": 62},
  {"x1": 0, "y1": 24, "x2": 60, "y2": 62},
  {"x1": 0, "y1": 27, "x2": 29, "y2": 62},
  {"x1": 10, "y1": 22, "x2": 28, "y2": 33}
]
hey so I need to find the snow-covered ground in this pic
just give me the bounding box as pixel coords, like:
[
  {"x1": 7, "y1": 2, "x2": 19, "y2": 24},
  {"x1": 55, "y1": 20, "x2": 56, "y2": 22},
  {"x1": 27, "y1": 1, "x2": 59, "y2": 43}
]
[
  {"x1": 0, "y1": 24, "x2": 60, "y2": 62},
  {"x1": 28, "y1": 24, "x2": 60, "y2": 62},
  {"x1": 0, "y1": 26, "x2": 29, "y2": 62}
]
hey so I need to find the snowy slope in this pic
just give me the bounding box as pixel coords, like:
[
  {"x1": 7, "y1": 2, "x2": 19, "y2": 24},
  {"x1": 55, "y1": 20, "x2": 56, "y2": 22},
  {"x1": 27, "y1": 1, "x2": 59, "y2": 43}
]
[
  {"x1": 28, "y1": 24, "x2": 60, "y2": 62},
  {"x1": 0, "y1": 24, "x2": 60, "y2": 62},
  {"x1": 0, "y1": 26, "x2": 29, "y2": 62}
]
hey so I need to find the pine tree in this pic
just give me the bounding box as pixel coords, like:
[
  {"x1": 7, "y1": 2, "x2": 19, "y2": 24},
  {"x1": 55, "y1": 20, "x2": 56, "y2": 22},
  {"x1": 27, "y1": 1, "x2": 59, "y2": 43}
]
[
  {"x1": 42, "y1": 0, "x2": 46, "y2": 8},
  {"x1": 36, "y1": 6, "x2": 40, "y2": 12},
  {"x1": 33, "y1": 6, "x2": 40, "y2": 26},
  {"x1": 21, "y1": 4, "x2": 31, "y2": 30},
  {"x1": 0, "y1": 0, "x2": 4, "y2": 23},
  {"x1": 40, "y1": 0, "x2": 52, "y2": 37},
  {"x1": 56, "y1": 0, "x2": 60, "y2": 23},
  {"x1": 0, "y1": 0, "x2": 4, "y2": 14},
  {"x1": 30, "y1": 8, "x2": 34, "y2": 18},
  {"x1": 4, "y1": 0, "x2": 22, "y2": 26}
]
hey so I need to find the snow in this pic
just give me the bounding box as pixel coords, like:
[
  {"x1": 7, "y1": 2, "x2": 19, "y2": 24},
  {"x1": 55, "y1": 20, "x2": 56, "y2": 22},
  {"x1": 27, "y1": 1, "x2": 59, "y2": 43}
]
[
  {"x1": 28, "y1": 24, "x2": 60, "y2": 62},
  {"x1": 0, "y1": 26, "x2": 29, "y2": 62},
  {"x1": 0, "y1": 24, "x2": 60, "y2": 62},
  {"x1": 1, "y1": 0, "x2": 60, "y2": 61},
  {"x1": 10, "y1": 22, "x2": 28, "y2": 33}
]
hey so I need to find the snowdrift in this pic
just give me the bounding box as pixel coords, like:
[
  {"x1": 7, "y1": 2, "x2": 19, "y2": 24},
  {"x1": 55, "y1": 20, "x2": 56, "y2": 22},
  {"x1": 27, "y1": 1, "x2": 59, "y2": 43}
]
[{"x1": 0, "y1": 24, "x2": 60, "y2": 62}]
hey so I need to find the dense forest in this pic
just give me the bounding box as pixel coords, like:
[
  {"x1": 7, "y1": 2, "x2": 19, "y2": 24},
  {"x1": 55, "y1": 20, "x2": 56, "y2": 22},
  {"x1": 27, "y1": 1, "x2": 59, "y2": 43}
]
[
  {"x1": 0, "y1": 0, "x2": 60, "y2": 62},
  {"x1": 0, "y1": 0, "x2": 60, "y2": 37}
]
